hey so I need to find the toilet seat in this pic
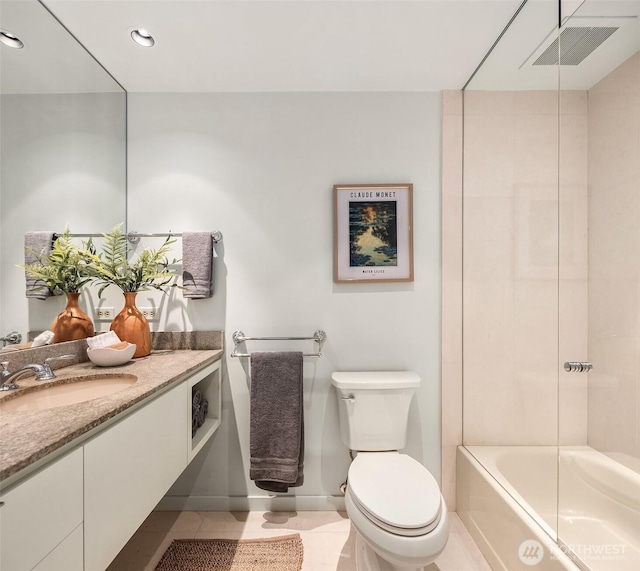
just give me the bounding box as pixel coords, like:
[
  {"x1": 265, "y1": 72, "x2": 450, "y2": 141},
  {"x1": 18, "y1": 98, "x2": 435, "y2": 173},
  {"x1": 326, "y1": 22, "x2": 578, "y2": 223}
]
[{"x1": 348, "y1": 452, "x2": 442, "y2": 537}]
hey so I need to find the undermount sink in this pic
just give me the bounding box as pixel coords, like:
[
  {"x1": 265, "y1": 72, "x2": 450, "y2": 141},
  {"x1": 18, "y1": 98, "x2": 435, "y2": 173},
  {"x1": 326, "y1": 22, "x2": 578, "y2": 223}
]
[{"x1": 0, "y1": 374, "x2": 138, "y2": 412}]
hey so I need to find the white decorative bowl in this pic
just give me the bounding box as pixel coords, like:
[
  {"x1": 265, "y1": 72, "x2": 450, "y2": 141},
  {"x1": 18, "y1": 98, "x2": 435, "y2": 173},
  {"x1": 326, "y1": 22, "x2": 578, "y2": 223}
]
[{"x1": 87, "y1": 343, "x2": 136, "y2": 367}]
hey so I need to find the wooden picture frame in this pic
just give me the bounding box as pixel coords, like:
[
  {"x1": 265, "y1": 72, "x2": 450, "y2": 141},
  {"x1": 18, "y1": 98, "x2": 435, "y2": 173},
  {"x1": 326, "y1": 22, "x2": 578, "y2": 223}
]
[{"x1": 333, "y1": 183, "x2": 414, "y2": 283}]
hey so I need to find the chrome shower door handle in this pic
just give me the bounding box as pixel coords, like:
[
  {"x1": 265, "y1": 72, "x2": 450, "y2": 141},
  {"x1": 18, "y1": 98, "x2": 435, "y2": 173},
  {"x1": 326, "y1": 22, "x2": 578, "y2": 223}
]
[{"x1": 564, "y1": 361, "x2": 592, "y2": 372}]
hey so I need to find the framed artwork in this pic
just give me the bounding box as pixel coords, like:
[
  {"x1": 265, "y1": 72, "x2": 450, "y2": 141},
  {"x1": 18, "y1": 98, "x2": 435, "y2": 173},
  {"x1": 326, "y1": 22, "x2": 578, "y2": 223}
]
[{"x1": 333, "y1": 183, "x2": 413, "y2": 283}]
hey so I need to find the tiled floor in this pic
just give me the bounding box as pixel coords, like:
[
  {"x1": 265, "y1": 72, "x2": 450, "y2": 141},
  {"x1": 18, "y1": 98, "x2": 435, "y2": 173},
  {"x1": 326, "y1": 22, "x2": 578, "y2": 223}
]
[{"x1": 107, "y1": 510, "x2": 492, "y2": 571}]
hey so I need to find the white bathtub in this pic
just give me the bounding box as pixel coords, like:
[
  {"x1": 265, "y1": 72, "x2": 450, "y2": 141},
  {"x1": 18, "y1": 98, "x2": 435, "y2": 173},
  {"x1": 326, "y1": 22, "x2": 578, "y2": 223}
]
[{"x1": 457, "y1": 446, "x2": 640, "y2": 571}]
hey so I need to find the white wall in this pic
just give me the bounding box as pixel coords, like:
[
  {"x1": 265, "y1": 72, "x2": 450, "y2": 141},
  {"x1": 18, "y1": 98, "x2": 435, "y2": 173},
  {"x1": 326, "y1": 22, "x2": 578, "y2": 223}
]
[{"x1": 127, "y1": 92, "x2": 442, "y2": 508}]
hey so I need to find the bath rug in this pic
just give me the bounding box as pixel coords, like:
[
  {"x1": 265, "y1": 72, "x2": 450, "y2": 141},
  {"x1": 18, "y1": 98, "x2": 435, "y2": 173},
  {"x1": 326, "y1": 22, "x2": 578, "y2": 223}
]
[{"x1": 155, "y1": 534, "x2": 304, "y2": 571}]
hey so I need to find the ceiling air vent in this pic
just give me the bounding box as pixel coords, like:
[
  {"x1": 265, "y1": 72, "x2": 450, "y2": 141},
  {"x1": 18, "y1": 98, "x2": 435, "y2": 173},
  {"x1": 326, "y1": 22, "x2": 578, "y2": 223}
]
[
  {"x1": 533, "y1": 26, "x2": 618, "y2": 66},
  {"x1": 521, "y1": 16, "x2": 637, "y2": 71}
]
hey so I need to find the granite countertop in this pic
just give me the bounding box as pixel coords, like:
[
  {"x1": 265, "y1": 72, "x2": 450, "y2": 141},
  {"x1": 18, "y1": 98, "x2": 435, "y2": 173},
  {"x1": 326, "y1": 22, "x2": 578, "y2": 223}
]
[{"x1": 0, "y1": 349, "x2": 223, "y2": 485}]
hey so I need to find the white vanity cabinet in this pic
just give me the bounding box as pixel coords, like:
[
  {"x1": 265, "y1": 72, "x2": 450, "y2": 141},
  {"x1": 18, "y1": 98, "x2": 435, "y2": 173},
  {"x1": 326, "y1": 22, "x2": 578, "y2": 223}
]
[
  {"x1": 0, "y1": 447, "x2": 83, "y2": 571},
  {"x1": 32, "y1": 525, "x2": 83, "y2": 571},
  {"x1": 84, "y1": 359, "x2": 221, "y2": 571},
  {"x1": 84, "y1": 381, "x2": 189, "y2": 571},
  {"x1": 0, "y1": 357, "x2": 222, "y2": 571}
]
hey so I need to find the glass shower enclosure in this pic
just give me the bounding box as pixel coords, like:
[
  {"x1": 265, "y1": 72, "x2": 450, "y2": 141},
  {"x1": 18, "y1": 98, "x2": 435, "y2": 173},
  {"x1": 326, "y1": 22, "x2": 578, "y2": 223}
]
[{"x1": 461, "y1": 0, "x2": 639, "y2": 569}]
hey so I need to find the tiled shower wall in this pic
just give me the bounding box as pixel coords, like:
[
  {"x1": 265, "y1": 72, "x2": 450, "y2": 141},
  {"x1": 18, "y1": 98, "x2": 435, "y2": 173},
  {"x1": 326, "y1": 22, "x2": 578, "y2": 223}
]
[
  {"x1": 587, "y1": 53, "x2": 640, "y2": 470},
  {"x1": 442, "y1": 53, "x2": 640, "y2": 509},
  {"x1": 441, "y1": 88, "x2": 590, "y2": 508},
  {"x1": 462, "y1": 89, "x2": 589, "y2": 447}
]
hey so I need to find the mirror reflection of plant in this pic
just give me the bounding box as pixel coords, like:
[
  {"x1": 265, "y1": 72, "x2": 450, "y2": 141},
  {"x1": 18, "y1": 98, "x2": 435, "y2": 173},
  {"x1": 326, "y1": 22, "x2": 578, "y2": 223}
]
[
  {"x1": 20, "y1": 227, "x2": 93, "y2": 295},
  {"x1": 85, "y1": 223, "x2": 180, "y2": 297}
]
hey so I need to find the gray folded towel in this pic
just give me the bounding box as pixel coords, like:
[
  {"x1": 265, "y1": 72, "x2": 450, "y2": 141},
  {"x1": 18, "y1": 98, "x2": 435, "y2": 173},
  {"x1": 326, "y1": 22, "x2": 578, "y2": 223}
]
[
  {"x1": 182, "y1": 232, "x2": 213, "y2": 299},
  {"x1": 192, "y1": 388, "x2": 202, "y2": 409},
  {"x1": 198, "y1": 399, "x2": 208, "y2": 427},
  {"x1": 24, "y1": 231, "x2": 56, "y2": 299},
  {"x1": 250, "y1": 351, "x2": 304, "y2": 493},
  {"x1": 192, "y1": 412, "x2": 199, "y2": 437}
]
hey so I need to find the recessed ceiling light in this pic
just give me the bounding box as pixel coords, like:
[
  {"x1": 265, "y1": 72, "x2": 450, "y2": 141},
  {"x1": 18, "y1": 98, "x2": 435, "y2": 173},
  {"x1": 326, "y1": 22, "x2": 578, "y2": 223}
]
[
  {"x1": 130, "y1": 28, "x2": 155, "y2": 47},
  {"x1": 0, "y1": 30, "x2": 24, "y2": 49}
]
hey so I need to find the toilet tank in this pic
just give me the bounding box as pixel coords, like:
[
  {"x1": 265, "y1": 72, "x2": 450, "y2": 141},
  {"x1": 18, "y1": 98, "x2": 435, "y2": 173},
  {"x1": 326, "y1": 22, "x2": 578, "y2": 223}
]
[{"x1": 330, "y1": 371, "x2": 420, "y2": 451}]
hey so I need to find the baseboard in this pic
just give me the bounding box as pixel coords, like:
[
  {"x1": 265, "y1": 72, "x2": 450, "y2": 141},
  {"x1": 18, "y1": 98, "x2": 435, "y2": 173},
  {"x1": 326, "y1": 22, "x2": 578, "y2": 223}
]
[{"x1": 156, "y1": 494, "x2": 346, "y2": 512}]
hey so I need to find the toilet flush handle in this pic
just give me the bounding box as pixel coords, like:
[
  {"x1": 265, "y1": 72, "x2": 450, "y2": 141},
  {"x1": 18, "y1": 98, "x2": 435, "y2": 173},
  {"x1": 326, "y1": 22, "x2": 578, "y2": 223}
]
[{"x1": 342, "y1": 394, "x2": 356, "y2": 403}]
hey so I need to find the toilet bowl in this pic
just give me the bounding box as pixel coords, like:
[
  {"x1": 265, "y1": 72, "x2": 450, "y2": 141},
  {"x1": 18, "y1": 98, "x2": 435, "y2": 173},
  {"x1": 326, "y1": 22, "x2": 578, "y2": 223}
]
[
  {"x1": 330, "y1": 371, "x2": 450, "y2": 571},
  {"x1": 345, "y1": 451, "x2": 449, "y2": 570}
]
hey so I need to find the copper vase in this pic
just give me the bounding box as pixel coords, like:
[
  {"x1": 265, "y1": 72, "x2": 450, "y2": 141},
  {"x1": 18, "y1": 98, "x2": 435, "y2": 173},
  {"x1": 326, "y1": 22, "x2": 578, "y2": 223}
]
[
  {"x1": 110, "y1": 292, "x2": 151, "y2": 358},
  {"x1": 50, "y1": 292, "x2": 95, "y2": 343}
]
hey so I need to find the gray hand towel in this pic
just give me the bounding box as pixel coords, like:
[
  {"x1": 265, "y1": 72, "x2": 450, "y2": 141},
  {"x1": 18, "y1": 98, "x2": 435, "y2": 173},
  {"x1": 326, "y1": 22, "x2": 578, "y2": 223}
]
[
  {"x1": 250, "y1": 351, "x2": 304, "y2": 493},
  {"x1": 24, "y1": 231, "x2": 56, "y2": 299},
  {"x1": 182, "y1": 232, "x2": 213, "y2": 299}
]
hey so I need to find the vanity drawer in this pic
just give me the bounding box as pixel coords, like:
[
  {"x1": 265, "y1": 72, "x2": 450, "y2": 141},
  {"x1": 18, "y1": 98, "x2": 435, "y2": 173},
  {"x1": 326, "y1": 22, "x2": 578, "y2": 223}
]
[
  {"x1": 32, "y1": 524, "x2": 83, "y2": 571},
  {"x1": 0, "y1": 447, "x2": 83, "y2": 571},
  {"x1": 84, "y1": 382, "x2": 189, "y2": 571}
]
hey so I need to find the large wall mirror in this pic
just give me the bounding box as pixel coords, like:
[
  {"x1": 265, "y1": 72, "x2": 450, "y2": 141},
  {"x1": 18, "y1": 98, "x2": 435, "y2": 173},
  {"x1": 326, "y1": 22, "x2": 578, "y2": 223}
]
[{"x1": 0, "y1": 0, "x2": 126, "y2": 347}]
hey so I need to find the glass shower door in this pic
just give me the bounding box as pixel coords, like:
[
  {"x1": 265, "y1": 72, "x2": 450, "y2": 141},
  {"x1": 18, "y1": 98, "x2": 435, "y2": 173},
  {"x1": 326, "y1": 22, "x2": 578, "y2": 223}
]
[
  {"x1": 462, "y1": 0, "x2": 561, "y2": 537},
  {"x1": 557, "y1": 1, "x2": 640, "y2": 569}
]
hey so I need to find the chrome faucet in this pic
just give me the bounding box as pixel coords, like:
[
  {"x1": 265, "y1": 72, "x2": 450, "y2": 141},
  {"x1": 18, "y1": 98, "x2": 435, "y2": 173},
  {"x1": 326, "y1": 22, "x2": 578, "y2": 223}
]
[{"x1": 0, "y1": 355, "x2": 74, "y2": 391}]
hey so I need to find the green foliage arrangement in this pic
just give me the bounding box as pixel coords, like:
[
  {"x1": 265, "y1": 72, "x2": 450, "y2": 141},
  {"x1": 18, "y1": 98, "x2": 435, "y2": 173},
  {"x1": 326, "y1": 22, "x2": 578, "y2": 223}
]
[
  {"x1": 86, "y1": 223, "x2": 180, "y2": 297},
  {"x1": 21, "y1": 228, "x2": 93, "y2": 295}
]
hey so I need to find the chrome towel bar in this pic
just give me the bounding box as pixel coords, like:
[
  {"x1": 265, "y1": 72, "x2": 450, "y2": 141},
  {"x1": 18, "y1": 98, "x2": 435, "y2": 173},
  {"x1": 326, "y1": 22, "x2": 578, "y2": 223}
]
[
  {"x1": 230, "y1": 330, "x2": 327, "y2": 358},
  {"x1": 57, "y1": 231, "x2": 223, "y2": 244},
  {"x1": 126, "y1": 231, "x2": 223, "y2": 244}
]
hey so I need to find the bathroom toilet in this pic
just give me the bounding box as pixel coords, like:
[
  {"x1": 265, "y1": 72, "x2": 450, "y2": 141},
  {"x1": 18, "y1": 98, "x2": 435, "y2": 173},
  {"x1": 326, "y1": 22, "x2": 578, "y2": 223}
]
[{"x1": 331, "y1": 371, "x2": 449, "y2": 571}]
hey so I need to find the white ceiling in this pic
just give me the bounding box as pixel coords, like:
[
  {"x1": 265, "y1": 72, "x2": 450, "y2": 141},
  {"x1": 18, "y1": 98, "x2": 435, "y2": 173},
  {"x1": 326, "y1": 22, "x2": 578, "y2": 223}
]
[
  {"x1": 468, "y1": 0, "x2": 640, "y2": 90},
  {"x1": 39, "y1": 0, "x2": 523, "y2": 93},
  {"x1": 1, "y1": 0, "x2": 123, "y2": 93}
]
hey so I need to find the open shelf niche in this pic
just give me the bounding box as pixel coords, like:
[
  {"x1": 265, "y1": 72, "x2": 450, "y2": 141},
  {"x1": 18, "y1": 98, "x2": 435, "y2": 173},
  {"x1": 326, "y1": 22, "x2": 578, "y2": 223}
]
[{"x1": 188, "y1": 359, "x2": 221, "y2": 462}]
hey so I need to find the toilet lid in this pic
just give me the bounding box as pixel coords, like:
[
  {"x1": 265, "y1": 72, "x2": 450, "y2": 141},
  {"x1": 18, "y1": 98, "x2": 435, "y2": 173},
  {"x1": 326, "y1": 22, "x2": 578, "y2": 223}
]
[{"x1": 348, "y1": 453, "x2": 442, "y2": 536}]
